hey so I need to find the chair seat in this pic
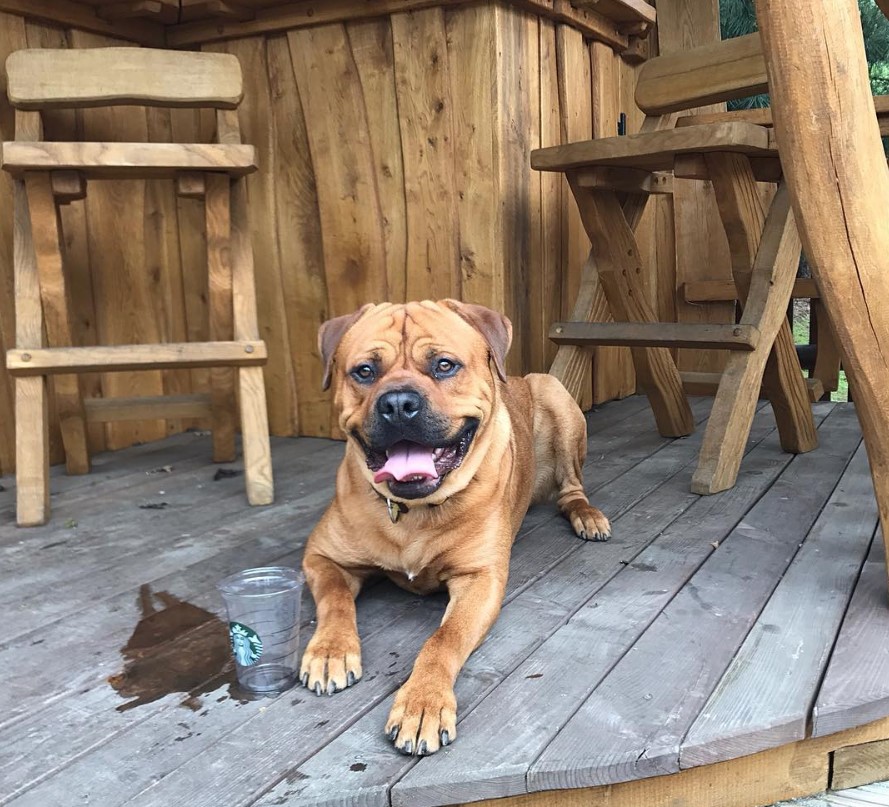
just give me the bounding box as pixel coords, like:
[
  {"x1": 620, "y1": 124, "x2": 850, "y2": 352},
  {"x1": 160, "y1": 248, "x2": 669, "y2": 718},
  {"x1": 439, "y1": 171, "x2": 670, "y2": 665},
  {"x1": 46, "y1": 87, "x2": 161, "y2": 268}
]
[
  {"x1": 1, "y1": 141, "x2": 257, "y2": 178},
  {"x1": 530, "y1": 122, "x2": 776, "y2": 173}
]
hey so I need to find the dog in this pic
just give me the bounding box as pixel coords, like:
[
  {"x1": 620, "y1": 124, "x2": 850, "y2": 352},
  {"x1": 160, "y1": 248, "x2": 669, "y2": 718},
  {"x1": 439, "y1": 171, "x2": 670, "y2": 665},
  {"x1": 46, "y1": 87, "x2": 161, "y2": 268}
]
[{"x1": 300, "y1": 300, "x2": 610, "y2": 755}]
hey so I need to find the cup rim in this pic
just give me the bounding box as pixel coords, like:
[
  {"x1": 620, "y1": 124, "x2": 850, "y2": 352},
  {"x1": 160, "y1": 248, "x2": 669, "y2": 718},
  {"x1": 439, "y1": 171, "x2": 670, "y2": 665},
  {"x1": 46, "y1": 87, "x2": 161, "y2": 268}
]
[{"x1": 217, "y1": 565, "x2": 305, "y2": 597}]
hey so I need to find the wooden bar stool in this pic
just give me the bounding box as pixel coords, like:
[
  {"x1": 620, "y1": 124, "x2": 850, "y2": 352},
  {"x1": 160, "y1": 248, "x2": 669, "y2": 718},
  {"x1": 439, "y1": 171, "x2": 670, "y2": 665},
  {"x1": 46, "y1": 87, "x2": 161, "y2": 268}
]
[
  {"x1": 2, "y1": 47, "x2": 274, "y2": 526},
  {"x1": 532, "y1": 33, "x2": 820, "y2": 495}
]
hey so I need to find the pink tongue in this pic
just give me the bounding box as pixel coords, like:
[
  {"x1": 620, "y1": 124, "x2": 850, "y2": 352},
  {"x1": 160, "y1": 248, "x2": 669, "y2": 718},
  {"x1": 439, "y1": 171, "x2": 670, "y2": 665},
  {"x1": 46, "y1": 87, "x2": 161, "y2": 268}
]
[{"x1": 374, "y1": 442, "x2": 439, "y2": 484}]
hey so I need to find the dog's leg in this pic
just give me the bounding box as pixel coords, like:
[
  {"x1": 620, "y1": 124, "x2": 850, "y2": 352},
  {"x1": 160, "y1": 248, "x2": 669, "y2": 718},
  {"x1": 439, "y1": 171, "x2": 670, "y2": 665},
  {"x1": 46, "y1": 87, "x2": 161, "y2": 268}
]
[
  {"x1": 300, "y1": 552, "x2": 366, "y2": 695},
  {"x1": 528, "y1": 374, "x2": 611, "y2": 540},
  {"x1": 385, "y1": 570, "x2": 505, "y2": 755},
  {"x1": 553, "y1": 422, "x2": 612, "y2": 541}
]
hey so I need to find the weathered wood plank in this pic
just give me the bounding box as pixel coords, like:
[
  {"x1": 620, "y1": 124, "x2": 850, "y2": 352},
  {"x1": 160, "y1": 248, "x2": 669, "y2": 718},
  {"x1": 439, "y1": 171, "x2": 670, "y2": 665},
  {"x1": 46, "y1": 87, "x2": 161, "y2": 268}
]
[
  {"x1": 251, "y1": 405, "x2": 785, "y2": 807},
  {"x1": 550, "y1": 321, "x2": 759, "y2": 351},
  {"x1": 391, "y1": 8, "x2": 461, "y2": 301},
  {"x1": 530, "y1": 122, "x2": 774, "y2": 173},
  {"x1": 813, "y1": 532, "x2": 889, "y2": 738},
  {"x1": 528, "y1": 405, "x2": 863, "y2": 791},
  {"x1": 384, "y1": 412, "x2": 826, "y2": 807},
  {"x1": 206, "y1": 36, "x2": 299, "y2": 439},
  {"x1": 832, "y1": 738, "x2": 889, "y2": 791},
  {"x1": 681, "y1": 441, "x2": 876, "y2": 767},
  {"x1": 0, "y1": 398, "x2": 654, "y2": 782},
  {"x1": 26, "y1": 401, "x2": 713, "y2": 807}
]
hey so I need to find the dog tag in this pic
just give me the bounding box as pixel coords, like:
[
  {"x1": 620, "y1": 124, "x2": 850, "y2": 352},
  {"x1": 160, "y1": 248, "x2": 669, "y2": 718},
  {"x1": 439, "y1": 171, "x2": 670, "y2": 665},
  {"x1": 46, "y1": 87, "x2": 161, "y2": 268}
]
[{"x1": 386, "y1": 498, "x2": 401, "y2": 524}]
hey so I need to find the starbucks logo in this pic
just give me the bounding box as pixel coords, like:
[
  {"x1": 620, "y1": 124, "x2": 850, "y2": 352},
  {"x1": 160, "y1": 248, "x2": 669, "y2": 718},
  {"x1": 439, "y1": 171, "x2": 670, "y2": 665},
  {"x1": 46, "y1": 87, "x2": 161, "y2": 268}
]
[{"x1": 229, "y1": 622, "x2": 263, "y2": 666}]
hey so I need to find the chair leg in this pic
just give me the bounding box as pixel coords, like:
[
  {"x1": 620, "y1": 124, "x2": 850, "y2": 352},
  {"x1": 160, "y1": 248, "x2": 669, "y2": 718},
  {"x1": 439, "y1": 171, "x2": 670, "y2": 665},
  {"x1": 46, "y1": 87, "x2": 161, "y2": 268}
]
[
  {"x1": 692, "y1": 184, "x2": 802, "y2": 494},
  {"x1": 568, "y1": 181, "x2": 694, "y2": 438},
  {"x1": 205, "y1": 174, "x2": 237, "y2": 463},
  {"x1": 24, "y1": 173, "x2": 90, "y2": 475},
  {"x1": 549, "y1": 253, "x2": 606, "y2": 404},
  {"x1": 15, "y1": 376, "x2": 50, "y2": 526},
  {"x1": 230, "y1": 176, "x2": 273, "y2": 505},
  {"x1": 812, "y1": 298, "x2": 842, "y2": 395},
  {"x1": 238, "y1": 365, "x2": 273, "y2": 505},
  {"x1": 705, "y1": 153, "x2": 817, "y2": 455}
]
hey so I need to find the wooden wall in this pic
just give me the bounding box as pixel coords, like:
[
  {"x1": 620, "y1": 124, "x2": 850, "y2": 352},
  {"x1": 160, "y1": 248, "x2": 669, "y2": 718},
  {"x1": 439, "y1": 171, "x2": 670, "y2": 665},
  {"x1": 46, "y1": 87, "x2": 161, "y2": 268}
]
[{"x1": 0, "y1": 2, "x2": 672, "y2": 474}]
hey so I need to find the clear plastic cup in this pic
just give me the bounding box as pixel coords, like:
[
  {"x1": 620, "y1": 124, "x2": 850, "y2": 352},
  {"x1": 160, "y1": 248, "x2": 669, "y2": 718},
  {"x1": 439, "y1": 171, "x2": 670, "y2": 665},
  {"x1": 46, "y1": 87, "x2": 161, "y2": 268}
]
[{"x1": 217, "y1": 566, "x2": 304, "y2": 695}]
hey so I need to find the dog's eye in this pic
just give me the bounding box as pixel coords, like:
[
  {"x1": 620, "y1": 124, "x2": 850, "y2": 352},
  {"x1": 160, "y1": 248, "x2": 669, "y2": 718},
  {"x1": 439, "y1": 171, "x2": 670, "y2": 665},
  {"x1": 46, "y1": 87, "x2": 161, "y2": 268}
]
[
  {"x1": 350, "y1": 364, "x2": 376, "y2": 384},
  {"x1": 433, "y1": 358, "x2": 460, "y2": 379}
]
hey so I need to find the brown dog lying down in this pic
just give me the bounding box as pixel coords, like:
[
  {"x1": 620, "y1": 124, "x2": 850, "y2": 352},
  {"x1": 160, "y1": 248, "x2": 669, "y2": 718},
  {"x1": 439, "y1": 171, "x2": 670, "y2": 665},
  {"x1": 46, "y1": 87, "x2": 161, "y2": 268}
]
[{"x1": 300, "y1": 300, "x2": 610, "y2": 755}]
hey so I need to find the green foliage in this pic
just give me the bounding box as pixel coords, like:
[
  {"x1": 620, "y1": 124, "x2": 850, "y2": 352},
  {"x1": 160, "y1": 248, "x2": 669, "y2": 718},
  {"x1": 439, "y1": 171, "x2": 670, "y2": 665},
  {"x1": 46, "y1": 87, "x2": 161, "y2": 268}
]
[{"x1": 718, "y1": 0, "x2": 889, "y2": 135}]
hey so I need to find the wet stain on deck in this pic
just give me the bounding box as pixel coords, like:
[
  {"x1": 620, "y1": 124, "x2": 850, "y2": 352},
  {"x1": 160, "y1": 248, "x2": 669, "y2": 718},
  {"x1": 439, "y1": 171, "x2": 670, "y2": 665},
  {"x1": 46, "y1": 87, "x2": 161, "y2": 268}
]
[{"x1": 107, "y1": 584, "x2": 237, "y2": 712}]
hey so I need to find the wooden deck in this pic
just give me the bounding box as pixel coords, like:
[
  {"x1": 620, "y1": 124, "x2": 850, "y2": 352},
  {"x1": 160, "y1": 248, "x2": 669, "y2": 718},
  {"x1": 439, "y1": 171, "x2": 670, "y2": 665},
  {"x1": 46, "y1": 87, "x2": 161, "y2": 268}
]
[{"x1": 3, "y1": 396, "x2": 889, "y2": 807}]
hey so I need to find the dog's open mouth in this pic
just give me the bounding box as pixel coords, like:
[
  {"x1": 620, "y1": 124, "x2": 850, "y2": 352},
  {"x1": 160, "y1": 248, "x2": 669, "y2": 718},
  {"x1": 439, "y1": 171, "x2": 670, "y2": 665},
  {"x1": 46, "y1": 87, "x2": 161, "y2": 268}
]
[{"x1": 363, "y1": 419, "x2": 479, "y2": 500}]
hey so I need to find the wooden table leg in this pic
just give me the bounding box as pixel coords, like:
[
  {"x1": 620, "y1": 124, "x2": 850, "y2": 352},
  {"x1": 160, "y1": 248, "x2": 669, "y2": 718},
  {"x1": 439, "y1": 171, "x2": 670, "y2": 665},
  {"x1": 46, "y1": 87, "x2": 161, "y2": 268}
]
[
  {"x1": 757, "y1": 0, "x2": 889, "y2": 585},
  {"x1": 691, "y1": 184, "x2": 801, "y2": 494},
  {"x1": 568, "y1": 180, "x2": 694, "y2": 438},
  {"x1": 205, "y1": 173, "x2": 237, "y2": 463},
  {"x1": 705, "y1": 152, "x2": 817, "y2": 455},
  {"x1": 231, "y1": 176, "x2": 273, "y2": 506},
  {"x1": 13, "y1": 180, "x2": 50, "y2": 525},
  {"x1": 24, "y1": 172, "x2": 90, "y2": 476}
]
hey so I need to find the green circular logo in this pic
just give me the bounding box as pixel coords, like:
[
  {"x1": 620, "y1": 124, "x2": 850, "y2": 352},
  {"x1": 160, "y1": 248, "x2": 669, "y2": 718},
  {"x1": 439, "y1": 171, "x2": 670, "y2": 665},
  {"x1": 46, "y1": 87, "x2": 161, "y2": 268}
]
[{"x1": 229, "y1": 621, "x2": 263, "y2": 666}]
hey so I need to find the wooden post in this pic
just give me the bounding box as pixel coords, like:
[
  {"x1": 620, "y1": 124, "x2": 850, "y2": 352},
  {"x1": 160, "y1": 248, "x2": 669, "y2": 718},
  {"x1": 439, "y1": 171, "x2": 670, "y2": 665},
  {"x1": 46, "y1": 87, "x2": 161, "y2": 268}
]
[{"x1": 756, "y1": 0, "x2": 889, "y2": 583}]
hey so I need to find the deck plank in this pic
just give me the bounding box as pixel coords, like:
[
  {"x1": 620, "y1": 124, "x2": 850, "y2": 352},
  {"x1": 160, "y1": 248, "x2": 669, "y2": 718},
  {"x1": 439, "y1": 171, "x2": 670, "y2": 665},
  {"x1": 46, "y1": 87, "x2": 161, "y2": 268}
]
[
  {"x1": 0, "y1": 440, "x2": 344, "y2": 642},
  {"x1": 2, "y1": 397, "x2": 683, "y2": 804},
  {"x1": 813, "y1": 532, "x2": 889, "y2": 738},
  {"x1": 245, "y1": 411, "x2": 792, "y2": 807},
  {"x1": 7, "y1": 397, "x2": 888, "y2": 807},
  {"x1": 680, "y1": 441, "x2": 877, "y2": 767},
  {"x1": 24, "y1": 402, "x2": 718, "y2": 807},
  {"x1": 382, "y1": 408, "x2": 831, "y2": 807},
  {"x1": 527, "y1": 404, "x2": 863, "y2": 791}
]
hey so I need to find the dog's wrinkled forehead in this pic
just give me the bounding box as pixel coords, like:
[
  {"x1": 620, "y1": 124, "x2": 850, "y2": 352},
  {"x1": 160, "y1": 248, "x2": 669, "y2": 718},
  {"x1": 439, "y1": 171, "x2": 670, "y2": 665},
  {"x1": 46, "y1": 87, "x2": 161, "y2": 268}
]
[
  {"x1": 319, "y1": 299, "x2": 512, "y2": 390},
  {"x1": 340, "y1": 302, "x2": 480, "y2": 367}
]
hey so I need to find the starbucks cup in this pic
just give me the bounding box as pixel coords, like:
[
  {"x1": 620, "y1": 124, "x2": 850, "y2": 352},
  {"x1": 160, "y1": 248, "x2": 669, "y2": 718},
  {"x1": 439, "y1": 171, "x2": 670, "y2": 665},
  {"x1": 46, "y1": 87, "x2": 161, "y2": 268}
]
[{"x1": 218, "y1": 566, "x2": 304, "y2": 695}]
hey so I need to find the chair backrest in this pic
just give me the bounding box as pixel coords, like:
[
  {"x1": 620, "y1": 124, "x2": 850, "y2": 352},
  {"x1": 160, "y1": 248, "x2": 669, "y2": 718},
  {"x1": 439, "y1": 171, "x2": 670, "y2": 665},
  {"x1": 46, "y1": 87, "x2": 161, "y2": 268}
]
[
  {"x1": 635, "y1": 33, "x2": 767, "y2": 116},
  {"x1": 5, "y1": 48, "x2": 243, "y2": 111}
]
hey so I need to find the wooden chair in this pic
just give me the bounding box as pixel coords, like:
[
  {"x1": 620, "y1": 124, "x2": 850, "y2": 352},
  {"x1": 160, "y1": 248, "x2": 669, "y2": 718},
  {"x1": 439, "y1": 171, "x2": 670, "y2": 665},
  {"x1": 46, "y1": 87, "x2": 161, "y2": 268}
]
[
  {"x1": 2, "y1": 47, "x2": 274, "y2": 526},
  {"x1": 531, "y1": 32, "x2": 825, "y2": 496}
]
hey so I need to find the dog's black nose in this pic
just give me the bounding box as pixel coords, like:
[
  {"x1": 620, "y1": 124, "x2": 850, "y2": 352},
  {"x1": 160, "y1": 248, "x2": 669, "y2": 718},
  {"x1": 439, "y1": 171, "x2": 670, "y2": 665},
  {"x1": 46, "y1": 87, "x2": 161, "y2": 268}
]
[{"x1": 377, "y1": 389, "x2": 424, "y2": 425}]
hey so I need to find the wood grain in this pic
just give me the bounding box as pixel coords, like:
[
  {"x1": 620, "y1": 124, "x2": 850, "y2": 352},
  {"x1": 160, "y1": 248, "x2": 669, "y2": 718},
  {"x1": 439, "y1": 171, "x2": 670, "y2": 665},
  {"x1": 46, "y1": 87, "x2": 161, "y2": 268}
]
[
  {"x1": 391, "y1": 8, "x2": 461, "y2": 301},
  {"x1": 551, "y1": 321, "x2": 759, "y2": 351},
  {"x1": 756, "y1": 0, "x2": 889, "y2": 589},
  {"x1": 531, "y1": 122, "x2": 774, "y2": 172},
  {"x1": 813, "y1": 534, "x2": 889, "y2": 738},
  {"x1": 1, "y1": 141, "x2": 257, "y2": 177},
  {"x1": 681, "y1": 442, "x2": 875, "y2": 767},
  {"x1": 528, "y1": 406, "x2": 862, "y2": 791},
  {"x1": 23, "y1": 172, "x2": 90, "y2": 475},
  {"x1": 6, "y1": 47, "x2": 243, "y2": 109}
]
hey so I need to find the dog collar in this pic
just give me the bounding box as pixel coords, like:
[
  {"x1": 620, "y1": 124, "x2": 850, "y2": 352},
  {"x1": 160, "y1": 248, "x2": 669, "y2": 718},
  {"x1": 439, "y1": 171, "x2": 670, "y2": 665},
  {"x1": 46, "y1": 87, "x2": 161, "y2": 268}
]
[
  {"x1": 385, "y1": 497, "x2": 409, "y2": 523},
  {"x1": 373, "y1": 489, "x2": 441, "y2": 523}
]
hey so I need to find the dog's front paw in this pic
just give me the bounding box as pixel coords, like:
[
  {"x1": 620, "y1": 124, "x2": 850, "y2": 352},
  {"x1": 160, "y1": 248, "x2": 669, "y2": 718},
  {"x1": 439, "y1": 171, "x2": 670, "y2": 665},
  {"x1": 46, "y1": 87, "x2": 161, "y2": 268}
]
[
  {"x1": 299, "y1": 632, "x2": 362, "y2": 696},
  {"x1": 385, "y1": 676, "x2": 457, "y2": 755},
  {"x1": 567, "y1": 501, "x2": 611, "y2": 542}
]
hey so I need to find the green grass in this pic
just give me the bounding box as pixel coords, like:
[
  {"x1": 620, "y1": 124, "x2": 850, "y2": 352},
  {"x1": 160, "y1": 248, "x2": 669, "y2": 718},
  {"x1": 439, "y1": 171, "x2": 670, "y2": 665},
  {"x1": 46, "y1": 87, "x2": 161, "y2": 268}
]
[{"x1": 790, "y1": 305, "x2": 848, "y2": 402}]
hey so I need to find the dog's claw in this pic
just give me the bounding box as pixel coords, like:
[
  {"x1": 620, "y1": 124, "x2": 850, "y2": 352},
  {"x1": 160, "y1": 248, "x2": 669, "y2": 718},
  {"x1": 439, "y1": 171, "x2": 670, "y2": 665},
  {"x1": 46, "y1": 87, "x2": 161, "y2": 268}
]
[
  {"x1": 347, "y1": 671, "x2": 356, "y2": 687},
  {"x1": 314, "y1": 682, "x2": 323, "y2": 696},
  {"x1": 579, "y1": 529, "x2": 588, "y2": 541},
  {"x1": 440, "y1": 730, "x2": 451, "y2": 747},
  {"x1": 326, "y1": 679, "x2": 337, "y2": 696},
  {"x1": 387, "y1": 726, "x2": 399, "y2": 741},
  {"x1": 418, "y1": 740, "x2": 428, "y2": 756},
  {"x1": 300, "y1": 672, "x2": 309, "y2": 687},
  {"x1": 401, "y1": 740, "x2": 413, "y2": 756}
]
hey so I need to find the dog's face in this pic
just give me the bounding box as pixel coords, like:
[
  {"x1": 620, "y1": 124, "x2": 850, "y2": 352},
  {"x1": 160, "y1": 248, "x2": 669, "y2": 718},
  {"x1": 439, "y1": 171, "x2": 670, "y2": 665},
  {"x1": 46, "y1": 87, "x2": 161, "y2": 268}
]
[{"x1": 319, "y1": 300, "x2": 512, "y2": 501}]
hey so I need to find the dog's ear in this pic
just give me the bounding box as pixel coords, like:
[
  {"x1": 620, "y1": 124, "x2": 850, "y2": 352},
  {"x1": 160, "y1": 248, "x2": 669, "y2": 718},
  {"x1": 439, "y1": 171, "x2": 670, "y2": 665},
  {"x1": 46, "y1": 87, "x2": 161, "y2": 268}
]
[
  {"x1": 318, "y1": 305, "x2": 374, "y2": 391},
  {"x1": 442, "y1": 300, "x2": 513, "y2": 382}
]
